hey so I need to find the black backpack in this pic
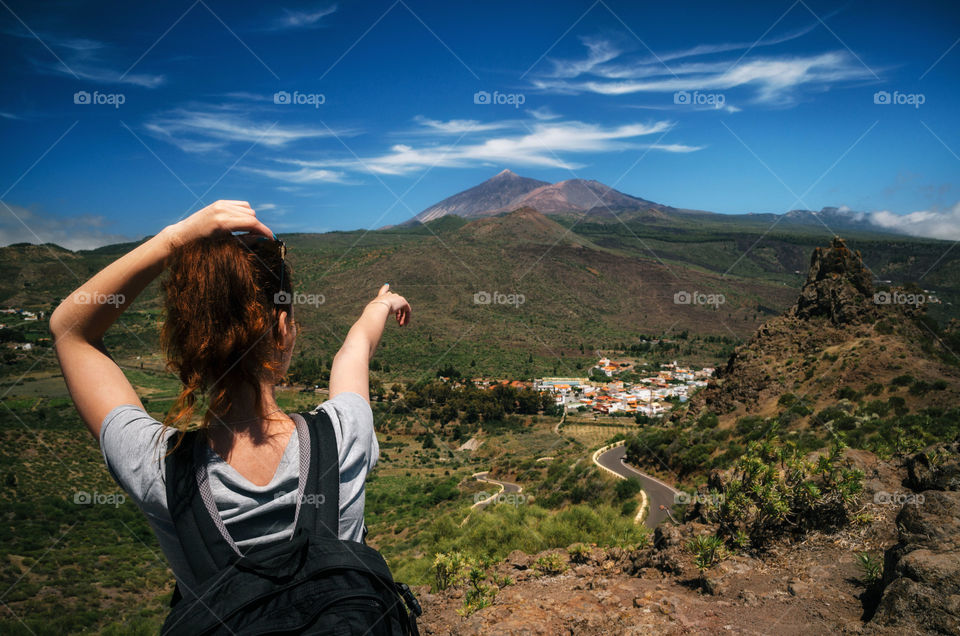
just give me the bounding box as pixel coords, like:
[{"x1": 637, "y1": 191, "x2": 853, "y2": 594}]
[{"x1": 161, "y1": 408, "x2": 421, "y2": 635}]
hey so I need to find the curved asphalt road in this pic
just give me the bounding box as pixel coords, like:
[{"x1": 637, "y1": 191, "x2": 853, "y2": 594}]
[
  {"x1": 596, "y1": 445, "x2": 680, "y2": 528},
  {"x1": 471, "y1": 471, "x2": 523, "y2": 509}
]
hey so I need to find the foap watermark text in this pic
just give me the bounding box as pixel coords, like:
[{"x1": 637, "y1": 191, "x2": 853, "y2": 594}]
[
  {"x1": 674, "y1": 290, "x2": 725, "y2": 308},
  {"x1": 473, "y1": 90, "x2": 525, "y2": 108},
  {"x1": 274, "y1": 91, "x2": 326, "y2": 108},
  {"x1": 474, "y1": 290, "x2": 525, "y2": 307},
  {"x1": 74, "y1": 90, "x2": 125, "y2": 108}
]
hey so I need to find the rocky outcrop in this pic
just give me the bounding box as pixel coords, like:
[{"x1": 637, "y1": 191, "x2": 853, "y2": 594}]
[
  {"x1": 793, "y1": 237, "x2": 876, "y2": 325},
  {"x1": 694, "y1": 237, "x2": 880, "y2": 413},
  {"x1": 687, "y1": 236, "x2": 956, "y2": 416},
  {"x1": 905, "y1": 442, "x2": 960, "y2": 492},
  {"x1": 871, "y1": 444, "x2": 960, "y2": 634}
]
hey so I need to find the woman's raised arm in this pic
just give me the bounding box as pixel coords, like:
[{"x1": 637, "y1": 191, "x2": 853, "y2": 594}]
[
  {"x1": 49, "y1": 200, "x2": 272, "y2": 439},
  {"x1": 329, "y1": 284, "x2": 411, "y2": 404}
]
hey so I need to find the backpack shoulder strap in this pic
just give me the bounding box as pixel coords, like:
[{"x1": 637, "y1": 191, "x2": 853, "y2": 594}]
[
  {"x1": 164, "y1": 430, "x2": 239, "y2": 584},
  {"x1": 293, "y1": 406, "x2": 341, "y2": 541}
]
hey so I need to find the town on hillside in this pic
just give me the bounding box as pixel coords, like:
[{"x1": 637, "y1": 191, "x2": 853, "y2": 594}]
[
  {"x1": 534, "y1": 357, "x2": 714, "y2": 417},
  {"x1": 436, "y1": 356, "x2": 715, "y2": 418}
]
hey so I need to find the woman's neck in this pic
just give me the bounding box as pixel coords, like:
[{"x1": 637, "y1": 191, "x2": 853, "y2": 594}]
[{"x1": 207, "y1": 381, "x2": 292, "y2": 445}]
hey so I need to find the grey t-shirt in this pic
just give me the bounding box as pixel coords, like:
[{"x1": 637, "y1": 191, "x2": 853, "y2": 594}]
[{"x1": 98, "y1": 391, "x2": 378, "y2": 594}]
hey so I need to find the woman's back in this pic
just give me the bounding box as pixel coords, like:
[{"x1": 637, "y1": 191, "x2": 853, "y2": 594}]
[{"x1": 99, "y1": 391, "x2": 379, "y2": 593}]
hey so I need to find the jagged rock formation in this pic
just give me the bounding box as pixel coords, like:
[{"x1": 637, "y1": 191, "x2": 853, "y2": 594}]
[
  {"x1": 689, "y1": 236, "x2": 955, "y2": 416},
  {"x1": 794, "y1": 237, "x2": 877, "y2": 325}
]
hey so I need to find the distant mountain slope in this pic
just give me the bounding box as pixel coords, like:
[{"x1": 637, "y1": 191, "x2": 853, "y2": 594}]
[
  {"x1": 410, "y1": 170, "x2": 549, "y2": 224},
  {"x1": 490, "y1": 178, "x2": 664, "y2": 216},
  {"x1": 408, "y1": 170, "x2": 667, "y2": 225}
]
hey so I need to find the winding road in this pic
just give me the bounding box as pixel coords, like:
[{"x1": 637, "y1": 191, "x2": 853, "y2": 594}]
[
  {"x1": 470, "y1": 471, "x2": 523, "y2": 510},
  {"x1": 595, "y1": 443, "x2": 680, "y2": 528},
  {"x1": 464, "y1": 417, "x2": 679, "y2": 530}
]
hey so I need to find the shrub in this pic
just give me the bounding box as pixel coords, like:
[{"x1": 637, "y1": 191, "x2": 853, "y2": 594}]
[
  {"x1": 614, "y1": 477, "x2": 643, "y2": 502},
  {"x1": 433, "y1": 551, "x2": 470, "y2": 591},
  {"x1": 887, "y1": 396, "x2": 908, "y2": 416},
  {"x1": 836, "y1": 387, "x2": 862, "y2": 401},
  {"x1": 908, "y1": 380, "x2": 932, "y2": 396},
  {"x1": 778, "y1": 393, "x2": 797, "y2": 407},
  {"x1": 861, "y1": 400, "x2": 890, "y2": 417},
  {"x1": 568, "y1": 543, "x2": 590, "y2": 564},
  {"x1": 459, "y1": 565, "x2": 496, "y2": 615},
  {"x1": 533, "y1": 552, "x2": 568, "y2": 576},
  {"x1": 855, "y1": 551, "x2": 883, "y2": 585},
  {"x1": 697, "y1": 411, "x2": 719, "y2": 428},
  {"x1": 696, "y1": 438, "x2": 863, "y2": 550},
  {"x1": 891, "y1": 374, "x2": 914, "y2": 387},
  {"x1": 687, "y1": 534, "x2": 729, "y2": 571}
]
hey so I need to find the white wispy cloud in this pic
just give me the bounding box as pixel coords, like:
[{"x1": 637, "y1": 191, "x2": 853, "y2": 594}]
[
  {"x1": 547, "y1": 35, "x2": 623, "y2": 78},
  {"x1": 8, "y1": 29, "x2": 165, "y2": 88},
  {"x1": 529, "y1": 106, "x2": 561, "y2": 121},
  {"x1": 271, "y1": 5, "x2": 337, "y2": 30},
  {"x1": 145, "y1": 108, "x2": 357, "y2": 153},
  {"x1": 870, "y1": 202, "x2": 960, "y2": 241},
  {"x1": 0, "y1": 201, "x2": 133, "y2": 250},
  {"x1": 241, "y1": 166, "x2": 349, "y2": 184},
  {"x1": 254, "y1": 118, "x2": 699, "y2": 180},
  {"x1": 535, "y1": 30, "x2": 877, "y2": 105},
  {"x1": 409, "y1": 116, "x2": 514, "y2": 135},
  {"x1": 638, "y1": 21, "x2": 820, "y2": 66}
]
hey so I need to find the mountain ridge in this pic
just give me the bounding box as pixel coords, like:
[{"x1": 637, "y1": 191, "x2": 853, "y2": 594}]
[{"x1": 404, "y1": 170, "x2": 910, "y2": 237}]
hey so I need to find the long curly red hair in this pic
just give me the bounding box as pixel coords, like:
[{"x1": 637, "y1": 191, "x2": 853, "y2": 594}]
[{"x1": 160, "y1": 234, "x2": 294, "y2": 452}]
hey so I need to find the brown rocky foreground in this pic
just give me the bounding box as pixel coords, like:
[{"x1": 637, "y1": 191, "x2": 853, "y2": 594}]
[{"x1": 415, "y1": 444, "x2": 960, "y2": 635}]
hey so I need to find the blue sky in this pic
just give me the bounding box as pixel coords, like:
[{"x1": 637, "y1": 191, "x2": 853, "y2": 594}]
[{"x1": 1, "y1": 0, "x2": 958, "y2": 248}]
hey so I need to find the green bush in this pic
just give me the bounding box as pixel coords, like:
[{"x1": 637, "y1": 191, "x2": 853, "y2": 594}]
[
  {"x1": 908, "y1": 380, "x2": 932, "y2": 396},
  {"x1": 533, "y1": 552, "x2": 568, "y2": 575},
  {"x1": 433, "y1": 551, "x2": 471, "y2": 591},
  {"x1": 696, "y1": 438, "x2": 863, "y2": 550},
  {"x1": 891, "y1": 374, "x2": 914, "y2": 387},
  {"x1": 687, "y1": 534, "x2": 729, "y2": 570},
  {"x1": 836, "y1": 387, "x2": 862, "y2": 401},
  {"x1": 614, "y1": 477, "x2": 643, "y2": 502},
  {"x1": 568, "y1": 543, "x2": 590, "y2": 564}
]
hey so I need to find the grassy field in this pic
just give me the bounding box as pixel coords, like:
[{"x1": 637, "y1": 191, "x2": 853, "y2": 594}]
[{"x1": 562, "y1": 422, "x2": 638, "y2": 449}]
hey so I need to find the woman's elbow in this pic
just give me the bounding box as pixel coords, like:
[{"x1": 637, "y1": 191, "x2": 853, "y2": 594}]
[{"x1": 48, "y1": 303, "x2": 71, "y2": 339}]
